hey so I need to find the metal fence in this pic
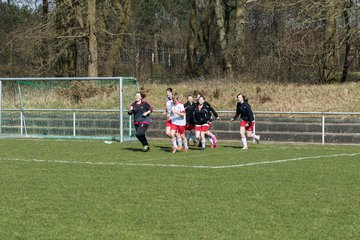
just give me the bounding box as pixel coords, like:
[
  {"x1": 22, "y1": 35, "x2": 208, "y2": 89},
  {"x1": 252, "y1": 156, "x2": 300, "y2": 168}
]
[{"x1": 1, "y1": 108, "x2": 360, "y2": 144}]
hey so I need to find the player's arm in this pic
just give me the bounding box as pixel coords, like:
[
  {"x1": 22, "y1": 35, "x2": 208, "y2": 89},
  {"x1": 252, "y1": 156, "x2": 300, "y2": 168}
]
[
  {"x1": 230, "y1": 103, "x2": 240, "y2": 121},
  {"x1": 143, "y1": 102, "x2": 153, "y2": 116},
  {"x1": 209, "y1": 105, "x2": 219, "y2": 119},
  {"x1": 247, "y1": 103, "x2": 255, "y2": 123},
  {"x1": 128, "y1": 103, "x2": 134, "y2": 115}
]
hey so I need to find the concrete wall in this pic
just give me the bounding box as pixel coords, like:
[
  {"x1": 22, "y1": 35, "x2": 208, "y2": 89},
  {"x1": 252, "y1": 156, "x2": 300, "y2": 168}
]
[
  {"x1": 2, "y1": 110, "x2": 360, "y2": 144},
  {"x1": 147, "y1": 114, "x2": 360, "y2": 144}
]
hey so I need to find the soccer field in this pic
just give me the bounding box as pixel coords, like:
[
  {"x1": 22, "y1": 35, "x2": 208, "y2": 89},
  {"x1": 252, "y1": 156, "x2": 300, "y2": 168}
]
[{"x1": 0, "y1": 139, "x2": 359, "y2": 239}]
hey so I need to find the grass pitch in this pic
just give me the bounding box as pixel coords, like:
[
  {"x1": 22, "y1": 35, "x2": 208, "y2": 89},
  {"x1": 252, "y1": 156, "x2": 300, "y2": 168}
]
[{"x1": 0, "y1": 139, "x2": 359, "y2": 239}]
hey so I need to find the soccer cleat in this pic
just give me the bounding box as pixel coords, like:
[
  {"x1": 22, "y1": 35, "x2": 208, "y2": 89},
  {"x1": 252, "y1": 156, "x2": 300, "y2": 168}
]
[
  {"x1": 143, "y1": 145, "x2": 150, "y2": 152},
  {"x1": 210, "y1": 144, "x2": 216, "y2": 148},
  {"x1": 255, "y1": 135, "x2": 260, "y2": 144},
  {"x1": 184, "y1": 147, "x2": 188, "y2": 153},
  {"x1": 177, "y1": 146, "x2": 183, "y2": 151},
  {"x1": 242, "y1": 146, "x2": 248, "y2": 150},
  {"x1": 172, "y1": 147, "x2": 177, "y2": 154}
]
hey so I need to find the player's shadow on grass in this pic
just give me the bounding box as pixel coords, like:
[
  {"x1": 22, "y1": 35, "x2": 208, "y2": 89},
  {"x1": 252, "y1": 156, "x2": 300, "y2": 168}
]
[
  {"x1": 222, "y1": 145, "x2": 243, "y2": 149},
  {"x1": 156, "y1": 146, "x2": 172, "y2": 152},
  {"x1": 124, "y1": 147, "x2": 144, "y2": 152}
]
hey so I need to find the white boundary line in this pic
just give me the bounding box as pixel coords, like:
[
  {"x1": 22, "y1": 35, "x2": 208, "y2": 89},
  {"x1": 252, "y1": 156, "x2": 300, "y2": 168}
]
[{"x1": 0, "y1": 153, "x2": 359, "y2": 169}]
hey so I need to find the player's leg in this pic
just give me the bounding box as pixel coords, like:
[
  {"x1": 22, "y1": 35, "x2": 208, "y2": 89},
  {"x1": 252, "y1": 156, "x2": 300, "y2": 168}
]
[
  {"x1": 200, "y1": 131, "x2": 206, "y2": 149},
  {"x1": 176, "y1": 131, "x2": 183, "y2": 150},
  {"x1": 170, "y1": 128, "x2": 178, "y2": 153},
  {"x1": 136, "y1": 124, "x2": 150, "y2": 151},
  {"x1": 240, "y1": 126, "x2": 248, "y2": 149},
  {"x1": 246, "y1": 122, "x2": 260, "y2": 144},
  {"x1": 179, "y1": 126, "x2": 188, "y2": 152}
]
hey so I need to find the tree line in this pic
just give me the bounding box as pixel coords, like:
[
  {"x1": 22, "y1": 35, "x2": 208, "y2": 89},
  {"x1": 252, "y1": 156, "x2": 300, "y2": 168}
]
[{"x1": 0, "y1": 0, "x2": 359, "y2": 83}]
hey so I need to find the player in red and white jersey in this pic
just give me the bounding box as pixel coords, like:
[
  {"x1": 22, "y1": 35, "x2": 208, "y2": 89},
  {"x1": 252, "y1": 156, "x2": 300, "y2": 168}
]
[
  {"x1": 170, "y1": 94, "x2": 188, "y2": 153},
  {"x1": 163, "y1": 88, "x2": 174, "y2": 139}
]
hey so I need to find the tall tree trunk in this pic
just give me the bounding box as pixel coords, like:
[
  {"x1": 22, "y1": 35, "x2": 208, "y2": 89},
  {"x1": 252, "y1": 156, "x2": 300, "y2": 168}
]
[
  {"x1": 215, "y1": 0, "x2": 232, "y2": 75},
  {"x1": 234, "y1": 0, "x2": 246, "y2": 73},
  {"x1": 104, "y1": 0, "x2": 133, "y2": 76},
  {"x1": 186, "y1": 0, "x2": 199, "y2": 76},
  {"x1": 43, "y1": 0, "x2": 48, "y2": 16},
  {"x1": 322, "y1": 0, "x2": 337, "y2": 83},
  {"x1": 54, "y1": 0, "x2": 79, "y2": 77},
  {"x1": 341, "y1": 0, "x2": 352, "y2": 83},
  {"x1": 88, "y1": 0, "x2": 98, "y2": 77}
]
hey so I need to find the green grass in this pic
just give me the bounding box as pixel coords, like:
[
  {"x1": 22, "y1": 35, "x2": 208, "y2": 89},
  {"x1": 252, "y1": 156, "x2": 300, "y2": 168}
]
[{"x1": 0, "y1": 139, "x2": 359, "y2": 239}]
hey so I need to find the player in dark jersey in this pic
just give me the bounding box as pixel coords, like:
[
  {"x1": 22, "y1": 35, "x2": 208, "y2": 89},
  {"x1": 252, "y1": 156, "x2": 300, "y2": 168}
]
[
  {"x1": 128, "y1": 92, "x2": 153, "y2": 152},
  {"x1": 193, "y1": 95, "x2": 212, "y2": 150},
  {"x1": 230, "y1": 93, "x2": 260, "y2": 149},
  {"x1": 184, "y1": 95, "x2": 197, "y2": 145},
  {"x1": 196, "y1": 92, "x2": 218, "y2": 148}
]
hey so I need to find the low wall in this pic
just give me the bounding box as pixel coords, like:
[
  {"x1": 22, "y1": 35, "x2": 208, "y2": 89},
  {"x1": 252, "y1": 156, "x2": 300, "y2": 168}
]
[{"x1": 147, "y1": 113, "x2": 360, "y2": 144}]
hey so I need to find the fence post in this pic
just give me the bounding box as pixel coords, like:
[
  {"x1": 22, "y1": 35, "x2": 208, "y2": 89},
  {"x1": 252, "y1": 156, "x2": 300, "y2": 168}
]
[
  {"x1": 20, "y1": 111, "x2": 23, "y2": 135},
  {"x1": 73, "y1": 112, "x2": 76, "y2": 137},
  {"x1": 322, "y1": 114, "x2": 325, "y2": 145},
  {"x1": 0, "y1": 80, "x2": 2, "y2": 135}
]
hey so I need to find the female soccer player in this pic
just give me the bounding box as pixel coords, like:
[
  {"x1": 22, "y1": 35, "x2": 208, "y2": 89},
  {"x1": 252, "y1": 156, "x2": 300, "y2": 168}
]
[
  {"x1": 196, "y1": 92, "x2": 218, "y2": 148},
  {"x1": 193, "y1": 95, "x2": 212, "y2": 150},
  {"x1": 184, "y1": 94, "x2": 197, "y2": 145},
  {"x1": 128, "y1": 92, "x2": 153, "y2": 152},
  {"x1": 230, "y1": 93, "x2": 260, "y2": 149},
  {"x1": 164, "y1": 88, "x2": 174, "y2": 138},
  {"x1": 170, "y1": 94, "x2": 188, "y2": 153}
]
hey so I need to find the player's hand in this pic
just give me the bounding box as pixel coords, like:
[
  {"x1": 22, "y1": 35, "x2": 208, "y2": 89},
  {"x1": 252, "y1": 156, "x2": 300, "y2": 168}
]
[
  {"x1": 216, "y1": 117, "x2": 220, "y2": 120},
  {"x1": 230, "y1": 118, "x2": 234, "y2": 122}
]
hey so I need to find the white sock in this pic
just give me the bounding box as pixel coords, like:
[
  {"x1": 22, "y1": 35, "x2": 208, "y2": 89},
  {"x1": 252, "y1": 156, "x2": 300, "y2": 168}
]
[
  {"x1": 172, "y1": 138, "x2": 177, "y2": 148},
  {"x1": 177, "y1": 136, "x2": 182, "y2": 147},
  {"x1": 183, "y1": 140, "x2": 188, "y2": 149},
  {"x1": 241, "y1": 137, "x2": 247, "y2": 148}
]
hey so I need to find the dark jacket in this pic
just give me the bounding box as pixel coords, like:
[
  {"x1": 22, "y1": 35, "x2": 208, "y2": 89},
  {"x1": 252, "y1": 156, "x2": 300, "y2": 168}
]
[
  {"x1": 193, "y1": 104, "x2": 211, "y2": 125},
  {"x1": 128, "y1": 100, "x2": 153, "y2": 124},
  {"x1": 232, "y1": 100, "x2": 254, "y2": 123},
  {"x1": 184, "y1": 101, "x2": 196, "y2": 125},
  {"x1": 204, "y1": 101, "x2": 219, "y2": 119}
]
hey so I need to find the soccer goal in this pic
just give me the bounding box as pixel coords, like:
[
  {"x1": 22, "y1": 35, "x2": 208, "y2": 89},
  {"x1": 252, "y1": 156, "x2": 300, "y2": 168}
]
[{"x1": 0, "y1": 77, "x2": 139, "y2": 142}]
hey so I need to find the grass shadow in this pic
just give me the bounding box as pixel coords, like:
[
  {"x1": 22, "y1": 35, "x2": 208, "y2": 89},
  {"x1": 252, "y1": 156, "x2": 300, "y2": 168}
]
[
  {"x1": 124, "y1": 147, "x2": 144, "y2": 152},
  {"x1": 156, "y1": 146, "x2": 172, "y2": 152},
  {"x1": 222, "y1": 145, "x2": 243, "y2": 149}
]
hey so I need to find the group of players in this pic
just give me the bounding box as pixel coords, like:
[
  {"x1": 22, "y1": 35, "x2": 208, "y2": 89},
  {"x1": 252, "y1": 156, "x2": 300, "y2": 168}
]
[
  {"x1": 128, "y1": 87, "x2": 260, "y2": 152},
  {"x1": 164, "y1": 88, "x2": 219, "y2": 153}
]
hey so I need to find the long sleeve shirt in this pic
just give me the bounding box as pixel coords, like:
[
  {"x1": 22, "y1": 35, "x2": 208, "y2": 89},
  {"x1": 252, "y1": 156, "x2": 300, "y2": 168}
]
[
  {"x1": 232, "y1": 100, "x2": 254, "y2": 123},
  {"x1": 128, "y1": 100, "x2": 153, "y2": 125}
]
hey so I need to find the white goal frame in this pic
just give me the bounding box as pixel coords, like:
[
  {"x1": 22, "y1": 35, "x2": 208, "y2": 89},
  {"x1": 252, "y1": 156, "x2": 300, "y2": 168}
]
[{"x1": 0, "y1": 77, "x2": 139, "y2": 142}]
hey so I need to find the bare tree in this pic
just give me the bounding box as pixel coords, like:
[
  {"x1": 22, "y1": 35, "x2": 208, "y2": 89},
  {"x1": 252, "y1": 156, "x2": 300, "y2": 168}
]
[{"x1": 87, "y1": 0, "x2": 98, "y2": 77}]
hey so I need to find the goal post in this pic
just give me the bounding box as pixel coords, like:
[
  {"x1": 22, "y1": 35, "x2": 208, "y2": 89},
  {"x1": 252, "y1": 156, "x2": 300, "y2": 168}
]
[{"x1": 0, "y1": 77, "x2": 140, "y2": 142}]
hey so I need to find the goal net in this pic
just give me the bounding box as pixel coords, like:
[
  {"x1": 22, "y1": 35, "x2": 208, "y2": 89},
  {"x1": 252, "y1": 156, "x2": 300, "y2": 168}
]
[{"x1": 0, "y1": 77, "x2": 139, "y2": 142}]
